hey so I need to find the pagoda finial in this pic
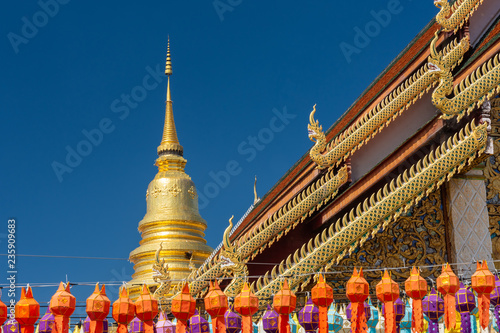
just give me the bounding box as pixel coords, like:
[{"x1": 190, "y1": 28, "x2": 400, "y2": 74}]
[{"x1": 157, "y1": 38, "x2": 184, "y2": 157}]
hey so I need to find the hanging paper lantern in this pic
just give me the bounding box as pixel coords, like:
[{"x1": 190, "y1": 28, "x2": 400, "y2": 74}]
[
  {"x1": 225, "y1": 305, "x2": 242, "y2": 333},
  {"x1": 15, "y1": 286, "x2": 40, "y2": 333},
  {"x1": 398, "y1": 300, "x2": 411, "y2": 333},
  {"x1": 50, "y1": 282, "x2": 76, "y2": 333},
  {"x1": 83, "y1": 317, "x2": 90, "y2": 333},
  {"x1": 39, "y1": 309, "x2": 55, "y2": 333},
  {"x1": 422, "y1": 288, "x2": 444, "y2": 333},
  {"x1": 376, "y1": 270, "x2": 399, "y2": 333},
  {"x1": 103, "y1": 320, "x2": 108, "y2": 333},
  {"x1": 5, "y1": 318, "x2": 20, "y2": 333},
  {"x1": 456, "y1": 283, "x2": 476, "y2": 333},
  {"x1": 189, "y1": 310, "x2": 210, "y2": 333},
  {"x1": 86, "y1": 284, "x2": 110, "y2": 333},
  {"x1": 156, "y1": 312, "x2": 175, "y2": 333},
  {"x1": 235, "y1": 282, "x2": 259, "y2": 333},
  {"x1": 404, "y1": 267, "x2": 427, "y2": 333},
  {"x1": 113, "y1": 287, "x2": 135, "y2": 333},
  {"x1": 471, "y1": 261, "x2": 495, "y2": 329},
  {"x1": 311, "y1": 274, "x2": 333, "y2": 333},
  {"x1": 394, "y1": 298, "x2": 405, "y2": 333},
  {"x1": 366, "y1": 299, "x2": 378, "y2": 333},
  {"x1": 204, "y1": 281, "x2": 228, "y2": 333},
  {"x1": 262, "y1": 304, "x2": 279, "y2": 333},
  {"x1": 297, "y1": 298, "x2": 319, "y2": 333},
  {"x1": 346, "y1": 268, "x2": 369, "y2": 333},
  {"x1": 329, "y1": 306, "x2": 344, "y2": 333},
  {"x1": 129, "y1": 317, "x2": 144, "y2": 333},
  {"x1": 492, "y1": 276, "x2": 500, "y2": 333},
  {"x1": 0, "y1": 290, "x2": 8, "y2": 327},
  {"x1": 273, "y1": 280, "x2": 296, "y2": 333},
  {"x1": 339, "y1": 306, "x2": 351, "y2": 333},
  {"x1": 171, "y1": 283, "x2": 195, "y2": 333},
  {"x1": 437, "y1": 263, "x2": 460, "y2": 330},
  {"x1": 135, "y1": 285, "x2": 158, "y2": 333}
]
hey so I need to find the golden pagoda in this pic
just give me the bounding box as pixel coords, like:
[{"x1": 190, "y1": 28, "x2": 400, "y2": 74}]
[{"x1": 128, "y1": 40, "x2": 213, "y2": 299}]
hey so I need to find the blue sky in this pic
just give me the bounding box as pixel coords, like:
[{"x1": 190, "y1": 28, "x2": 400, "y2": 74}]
[{"x1": 1, "y1": 0, "x2": 436, "y2": 320}]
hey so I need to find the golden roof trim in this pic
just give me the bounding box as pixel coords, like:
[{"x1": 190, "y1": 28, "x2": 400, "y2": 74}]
[
  {"x1": 253, "y1": 120, "x2": 488, "y2": 305},
  {"x1": 308, "y1": 34, "x2": 469, "y2": 169},
  {"x1": 435, "y1": 0, "x2": 484, "y2": 33}
]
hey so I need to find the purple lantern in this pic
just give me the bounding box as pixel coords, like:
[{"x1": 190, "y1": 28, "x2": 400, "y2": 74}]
[
  {"x1": 103, "y1": 319, "x2": 109, "y2": 333},
  {"x1": 157, "y1": 312, "x2": 176, "y2": 333},
  {"x1": 423, "y1": 288, "x2": 444, "y2": 333},
  {"x1": 4, "y1": 318, "x2": 20, "y2": 333},
  {"x1": 394, "y1": 298, "x2": 405, "y2": 333},
  {"x1": 346, "y1": 302, "x2": 371, "y2": 322},
  {"x1": 491, "y1": 276, "x2": 500, "y2": 331},
  {"x1": 262, "y1": 304, "x2": 279, "y2": 333},
  {"x1": 189, "y1": 310, "x2": 210, "y2": 333},
  {"x1": 224, "y1": 306, "x2": 242, "y2": 333},
  {"x1": 84, "y1": 317, "x2": 90, "y2": 333},
  {"x1": 456, "y1": 283, "x2": 476, "y2": 333},
  {"x1": 39, "y1": 309, "x2": 55, "y2": 333},
  {"x1": 130, "y1": 317, "x2": 144, "y2": 333},
  {"x1": 297, "y1": 298, "x2": 319, "y2": 332}
]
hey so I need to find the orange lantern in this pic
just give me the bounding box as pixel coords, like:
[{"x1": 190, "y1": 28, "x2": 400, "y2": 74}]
[
  {"x1": 437, "y1": 263, "x2": 460, "y2": 330},
  {"x1": 311, "y1": 274, "x2": 333, "y2": 333},
  {"x1": 112, "y1": 287, "x2": 135, "y2": 333},
  {"x1": 50, "y1": 282, "x2": 76, "y2": 333},
  {"x1": 171, "y1": 283, "x2": 196, "y2": 333},
  {"x1": 204, "y1": 280, "x2": 228, "y2": 333},
  {"x1": 15, "y1": 286, "x2": 39, "y2": 333},
  {"x1": 234, "y1": 282, "x2": 259, "y2": 333},
  {"x1": 471, "y1": 261, "x2": 495, "y2": 329},
  {"x1": 135, "y1": 285, "x2": 158, "y2": 333},
  {"x1": 86, "y1": 284, "x2": 110, "y2": 333},
  {"x1": 273, "y1": 280, "x2": 296, "y2": 333},
  {"x1": 346, "y1": 268, "x2": 369, "y2": 333},
  {"x1": 404, "y1": 266, "x2": 427, "y2": 333},
  {"x1": 376, "y1": 270, "x2": 399, "y2": 333},
  {"x1": 0, "y1": 290, "x2": 8, "y2": 326}
]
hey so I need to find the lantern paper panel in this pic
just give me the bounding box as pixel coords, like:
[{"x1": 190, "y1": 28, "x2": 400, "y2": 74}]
[
  {"x1": 262, "y1": 304, "x2": 279, "y2": 333},
  {"x1": 112, "y1": 288, "x2": 135, "y2": 333},
  {"x1": 297, "y1": 298, "x2": 319, "y2": 332},
  {"x1": 311, "y1": 274, "x2": 333, "y2": 333},
  {"x1": 225, "y1": 306, "x2": 242, "y2": 333},
  {"x1": 129, "y1": 317, "x2": 144, "y2": 333},
  {"x1": 236, "y1": 283, "x2": 259, "y2": 333},
  {"x1": 171, "y1": 283, "x2": 195, "y2": 333},
  {"x1": 456, "y1": 283, "x2": 476, "y2": 333},
  {"x1": 50, "y1": 282, "x2": 76, "y2": 333},
  {"x1": 376, "y1": 270, "x2": 399, "y2": 333},
  {"x1": 422, "y1": 288, "x2": 444, "y2": 333},
  {"x1": 471, "y1": 261, "x2": 495, "y2": 329},
  {"x1": 15, "y1": 287, "x2": 40, "y2": 333},
  {"x1": 273, "y1": 280, "x2": 296, "y2": 333},
  {"x1": 204, "y1": 281, "x2": 228, "y2": 333},
  {"x1": 437, "y1": 264, "x2": 460, "y2": 330},
  {"x1": 346, "y1": 268, "x2": 369, "y2": 333},
  {"x1": 366, "y1": 299, "x2": 379, "y2": 333},
  {"x1": 39, "y1": 309, "x2": 54, "y2": 333},
  {"x1": 404, "y1": 267, "x2": 427, "y2": 333},
  {"x1": 86, "y1": 284, "x2": 110, "y2": 333},
  {"x1": 189, "y1": 310, "x2": 210, "y2": 333}
]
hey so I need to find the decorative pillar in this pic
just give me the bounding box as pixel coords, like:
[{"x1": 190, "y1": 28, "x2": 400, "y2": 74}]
[{"x1": 447, "y1": 168, "x2": 493, "y2": 271}]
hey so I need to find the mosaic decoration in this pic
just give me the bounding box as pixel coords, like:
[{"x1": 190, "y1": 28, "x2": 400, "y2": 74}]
[
  {"x1": 435, "y1": 0, "x2": 484, "y2": 33},
  {"x1": 253, "y1": 120, "x2": 487, "y2": 306},
  {"x1": 429, "y1": 31, "x2": 500, "y2": 121},
  {"x1": 307, "y1": 35, "x2": 469, "y2": 170}
]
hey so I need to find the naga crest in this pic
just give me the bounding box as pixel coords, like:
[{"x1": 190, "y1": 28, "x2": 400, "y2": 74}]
[
  {"x1": 308, "y1": 104, "x2": 325, "y2": 142},
  {"x1": 152, "y1": 242, "x2": 171, "y2": 294},
  {"x1": 219, "y1": 216, "x2": 242, "y2": 271},
  {"x1": 428, "y1": 31, "x2": 446, "y2": 75}
]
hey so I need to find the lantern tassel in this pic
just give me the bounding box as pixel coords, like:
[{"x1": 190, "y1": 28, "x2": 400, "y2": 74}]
[
  {"x1": 278, "y1": 314, "x2": 290, "y2": 333},
  {"x1": 318, "y1": 306, "x2": 328, "y2": 333},
  {"x1": 53, "y1": 316, "x2": 70, "y2": 333},
  {"x1": 352, "y1": 302, "x2": 367, "y2": 333},
  {"x1": 460, "y1": 312, "x2": 471, "y2": 333},
  {"x1": 412, "y1": 299, "x2": 423, "y2": 333},
  {"x1": 385, "y1": 301, "x2": 396, "y2": 333},
  {"x1": 478, "y1": 293, "x2": 490, "y2": 329},
  {"x1": 444, "y1": 294, "x2": 457, "y2": 330},
  {"x1": 176, "y1": 320, "x2": 188, "y2": 333},
  {"x1": 212, "y1": 316, "x2": 225, "y2": 333},
  {"x1": 89, "y1": 321, "x2": 103, "y2": 333},
  {"x1": 117, "y1": 323, "x2": 128, "y2": 333}
]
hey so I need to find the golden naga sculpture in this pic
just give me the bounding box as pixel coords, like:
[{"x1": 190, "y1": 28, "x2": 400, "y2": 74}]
[
  {"x1": 256, "y1": 120, "x2": 487, "y2": 304},
  {"x1": 434, "y1": 0, "x2": 483, "y2": 33},
  {"x1": 152, "y1": 243, "x2": 171, "y2": 311},
  {"x1": 308, "y1": 33, "x2": 469, "y2": 170},
  {"x1": 219, "y1": 216, "x2": 248, "y2": 297},
  {"x1": 429, "y1": 31, "x2": 500, "y2": 121}
]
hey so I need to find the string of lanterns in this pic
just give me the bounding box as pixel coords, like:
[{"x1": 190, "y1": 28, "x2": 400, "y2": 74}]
[{"x1": 0, "y1": 261, "x2": 499, "y2": 333}]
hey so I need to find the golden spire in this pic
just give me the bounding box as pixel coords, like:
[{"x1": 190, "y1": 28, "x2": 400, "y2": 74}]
[{"x1": 157, "y1": 38, "x2": 183, "y2": 157}]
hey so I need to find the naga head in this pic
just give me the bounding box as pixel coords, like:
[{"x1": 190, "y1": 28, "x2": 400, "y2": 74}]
[
  {"x1": 220, "y1": 216, "x2": 242, "y2": 273},
  {"x1": 433, "y1": 0, "x2": 447, "y2": 9},
  {"x1": 428, "y1": 31, "x2": 446, "y2": 76},
  {"x1": 308, "y1": 104, "x2": 323, "y2": 142}
]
